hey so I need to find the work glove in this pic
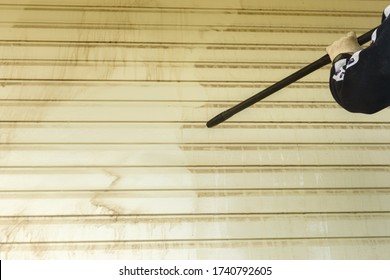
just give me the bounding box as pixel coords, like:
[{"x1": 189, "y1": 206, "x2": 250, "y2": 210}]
[{"x1": 326, "y1": 31, "x2": 363, "y2": 62}]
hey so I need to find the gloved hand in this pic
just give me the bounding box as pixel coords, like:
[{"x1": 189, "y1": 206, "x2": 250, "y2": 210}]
[{"x1": 326, "y1": 31, "x2": 363, "y2": 61}]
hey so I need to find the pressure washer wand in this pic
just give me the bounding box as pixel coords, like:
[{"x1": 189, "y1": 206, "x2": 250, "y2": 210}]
[{"x1": 206, "y1": 27, "x2": 377, "y2": 128}]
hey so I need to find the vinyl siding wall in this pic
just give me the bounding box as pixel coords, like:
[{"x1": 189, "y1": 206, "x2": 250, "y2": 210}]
[{"x1": 0, "y1": 0, "x2": 390, "y2": 259}]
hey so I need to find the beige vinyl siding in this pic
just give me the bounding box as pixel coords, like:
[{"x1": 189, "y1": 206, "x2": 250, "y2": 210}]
[{"x1": 0, "y1": 0, "x2": 389, "y2": 259}]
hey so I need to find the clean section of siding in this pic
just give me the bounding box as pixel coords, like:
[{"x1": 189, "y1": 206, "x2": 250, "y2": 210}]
[{"x1": 0, "y1": 0, "x2": 389, "y2": 259}]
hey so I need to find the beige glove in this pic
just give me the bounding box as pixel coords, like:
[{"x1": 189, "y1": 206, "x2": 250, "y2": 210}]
[{"x1": 326, "y1": 31, "x2": 363, "y2": 61}]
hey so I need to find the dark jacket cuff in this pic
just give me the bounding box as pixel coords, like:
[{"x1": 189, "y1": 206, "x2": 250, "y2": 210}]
[{"x1": 332, "y1": 53, "x2": 353, "y2": 64}]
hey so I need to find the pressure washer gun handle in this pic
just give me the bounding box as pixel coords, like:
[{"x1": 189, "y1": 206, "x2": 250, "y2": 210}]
[{"x1": 206, "y1": 26, "x2": 377, "y2": 128}]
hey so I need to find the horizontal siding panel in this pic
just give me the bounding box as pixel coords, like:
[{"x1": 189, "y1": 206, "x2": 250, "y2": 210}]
[
  {"x1": 1, "y1": 238, "x2": 390, "y2": 259},
  {"x1": 0, "y1": 9, "x2": 379, "y2": 29},
  {"x1": 0, "y1": 44, "x2": 327, "y2": 65},
  {"x1": 0, "y1": 167, "x2": 389, "y2": 191},
  {"x1": 0, "y1": 44, "x2": 329, "y2": 66},
  {"x1": 1, "y1": 190, "x2": 390, "y2": 216},
  {"x1": 0, "y1": 0, "x2": 387, "y2": 12},
  {"x1": 0, "y1": 27, "x2": 365, "y2": 45},
  {"x1": 1, "y1": 101, "x2": 389, "y2": 123},
  {"x1": 0, "y1": 62, "x2": 330, "y2": 82},
  {"x1": 0, "y1": 144, "x2": 389, "y2": 167},
  {"x1": 1, "y1": 214, "x2": 389, "y2": 243},
  {"x1": 2, "y1": 123, "x2": 389, "y2": 144},
  {"x1": 0, "y1": 84, "x2": 334, "y2": 102}
]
